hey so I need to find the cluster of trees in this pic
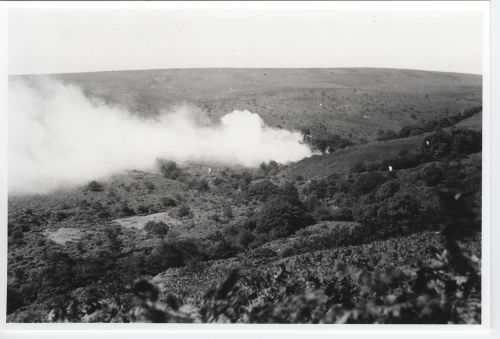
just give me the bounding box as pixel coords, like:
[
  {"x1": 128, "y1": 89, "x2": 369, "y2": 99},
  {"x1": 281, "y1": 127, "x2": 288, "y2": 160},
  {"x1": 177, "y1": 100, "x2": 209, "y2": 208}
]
[
  {"x1": 376, "y1": 105, "x2": 481, "y2": 141},
  {"x1": 302, "y1": 129, "x2": 355, "y2": 154},
  {"x1": 351, "y1": 128, "x2": 481, "y2": 174}
]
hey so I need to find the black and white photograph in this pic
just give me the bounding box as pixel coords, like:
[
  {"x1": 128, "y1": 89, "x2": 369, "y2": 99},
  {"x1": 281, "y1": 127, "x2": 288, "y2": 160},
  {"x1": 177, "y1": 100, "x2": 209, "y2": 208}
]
[{"x1": 1, "y1": 1, "x2": 490, "y2": 327}]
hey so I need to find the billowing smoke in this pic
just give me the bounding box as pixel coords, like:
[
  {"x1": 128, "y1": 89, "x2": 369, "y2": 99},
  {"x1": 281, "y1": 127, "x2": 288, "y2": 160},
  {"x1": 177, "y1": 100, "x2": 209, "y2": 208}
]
[{"x1": 9, "y1": 78, "x2": 312, "y2": 194}]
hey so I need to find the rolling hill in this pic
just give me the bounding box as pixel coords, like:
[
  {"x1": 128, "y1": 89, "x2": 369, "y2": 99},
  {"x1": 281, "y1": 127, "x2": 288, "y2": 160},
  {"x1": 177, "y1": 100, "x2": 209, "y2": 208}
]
[{"x1": 14, "y1": 68, "x2": 482, "y2": 142}]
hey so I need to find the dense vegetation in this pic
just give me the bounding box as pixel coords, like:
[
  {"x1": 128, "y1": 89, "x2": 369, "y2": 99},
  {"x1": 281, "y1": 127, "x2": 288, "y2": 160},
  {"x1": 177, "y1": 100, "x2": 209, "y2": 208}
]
[
  {"x1": 7, "y1": 68, "x2": 482, "y2": 323},
  {"x1": 375, "y1": 106, "x2": 482, "y2": 141}
]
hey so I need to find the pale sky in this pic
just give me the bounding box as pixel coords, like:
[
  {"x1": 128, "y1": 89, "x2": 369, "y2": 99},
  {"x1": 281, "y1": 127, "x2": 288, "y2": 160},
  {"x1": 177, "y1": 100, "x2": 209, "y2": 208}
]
[{"x1": 8, "y1": 7, "x2": 485, "y2": 75}]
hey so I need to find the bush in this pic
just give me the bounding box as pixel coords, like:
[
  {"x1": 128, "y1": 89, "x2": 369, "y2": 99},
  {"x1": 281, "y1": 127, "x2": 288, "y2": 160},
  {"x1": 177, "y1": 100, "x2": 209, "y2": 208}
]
[
  {"x1": 144, "y1": 181, "x2": 155, "y2": 191},
  {"x1": 376, "y1": 129, "x2": 398, "y2": 141},
  {"x1": 311, "y1": 206, "x2": 335, "y2": 221},
  {"x1": 223, "y1": 206, "x2": 234, "y2": 220},
  {"x1": 420, "y1": 129, "x2": 481, "y2": 161},
  {"x1": 246, "y1": 180, "x2": 281, "y2": 201},
  {"x1": 161, "y1": 196, "x2": 177, "y2": 207},
  {"x1": 158, "y1": 160, "x2": 182, "y2": 180},
  {"x1": 350, "y1": 161, "x2": 368, "y2": 173},
  {"x1": 309, "y1": 133, "x2": 354, "y2": 153},
  {"x1": 236, "y1": 229, "x2": 255, "y2": 248},
  {"x1": 355, "y1": 192, "x2": 428, "y2": 238},
  {"x1": 188, "y1": 178, "x2": 209, "y2": 191},
  {"x1": 249, "y1": 247, "x2": 278, "y2": 259},
  {"x1": 449, "y1": 129, "x2": 482, "y2": 156},
  {"x1": 42, "y1": 251, "x2": 76, "y2": 292},
  {"x1": 11, "y1": 229, "x2": 24, "y2": 241},
  {"x1": 421, "y1": 131, "x2": 453, "y2": 160},
  {"x1": 7, "y1": 285, "x2": 24, "y2": 314},
  {"x1": 120, "y1": 203, "x2": 135, "y2": 217},
  {"x1": 351, "y1": 172, "x2": 388, "y2": 196},
  {"x1": 259, "y1": 161, "x2": 280, "y2": 176},
  {"x1": 420, "y1": 163, "x2": 443, "y2": 186},
  {"x1": 303, "y1": 195, "x2": 320, "y2": 212},
  {"x1": 254, "y1": 196, "x2": 314, "y2": 240},
  {"x1": 302, "y1": 179, "x2": 329, "y2": 199},
  {"x1": 330, "y1": 207, "x2": 354, "y2": 221},
  {"x1": 144, "y1": 221, "x2": 170, "y2": 238},
  {"x1": 147, "y1": 239, "x2": 203, "y2": 270},
  {"x1": 137, "y1": 205, "x2": 149, "y2": 214},
  {"x1": 176, "y1": 205, "x2": 193, "y2": 219},
  {"x1": 87, "y1": 181, "x2": 104, "y2": 192},
  {"x1": 374, "y1": 180, "x2": 400, "y2": 201}
]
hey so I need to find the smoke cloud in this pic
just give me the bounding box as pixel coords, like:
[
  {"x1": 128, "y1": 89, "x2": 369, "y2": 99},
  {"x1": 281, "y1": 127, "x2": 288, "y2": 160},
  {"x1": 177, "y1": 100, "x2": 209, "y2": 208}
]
[{"x1": 9, "y1": 78, "x2": 312, "y2": 194}]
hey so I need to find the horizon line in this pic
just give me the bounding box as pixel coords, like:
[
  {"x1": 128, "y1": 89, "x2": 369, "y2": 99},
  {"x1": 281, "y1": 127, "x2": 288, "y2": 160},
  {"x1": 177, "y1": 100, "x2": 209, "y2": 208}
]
[{"x1": 8, "y1": 66, "x2": 483, "y2": 77}]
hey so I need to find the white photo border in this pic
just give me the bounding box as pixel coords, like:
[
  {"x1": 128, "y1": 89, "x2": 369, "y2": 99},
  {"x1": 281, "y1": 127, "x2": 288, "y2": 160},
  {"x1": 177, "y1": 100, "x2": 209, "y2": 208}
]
[{"x1": 0, "y1": 1, "x2": 495, "y2": 338}]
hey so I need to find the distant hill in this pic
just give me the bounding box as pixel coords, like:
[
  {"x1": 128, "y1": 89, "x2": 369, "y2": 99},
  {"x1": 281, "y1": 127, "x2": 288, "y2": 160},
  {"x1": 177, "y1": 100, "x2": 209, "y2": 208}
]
[{"x1": 13, "y1": 68, "x2": 482, "y2": 142}]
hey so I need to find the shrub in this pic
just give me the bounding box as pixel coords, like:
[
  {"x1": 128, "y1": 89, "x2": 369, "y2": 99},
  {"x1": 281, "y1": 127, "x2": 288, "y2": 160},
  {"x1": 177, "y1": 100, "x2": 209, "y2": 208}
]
[
  {"x1": 330, "y1": 207, "x2": 354, "y2": 221},
  {"x1": 11, "y1": 229, "x2": 24, "y2": 241},
  {"x1": 223, "y1": 206, "x2": 234, "y2": 220},
  {"x1": 303, "y1": 195, "x2": 320, "y2": 212},
  {"x1": 161, "y1": 196, "x2": 177, "y2": 207},
  {"x1": 302, "y1": 179, "x2": 329, "y2": 199},
  {"x1": 449, "y1": 129, "x2": 482, "y2": 156},
  {"x1": 104, "y1": 226, "x2": 122, "y2": 256},
  {"x1": 421, "y1": 131, "x2": 453, "y2": 160},
  {"x1": 236, "y1": 229, "x2": 255, "y2": 248},
  {"x1": 176, "y1": 205, "x2": 193, "y2": 219},
  {"x1": 312, "y1": 206, "x2": 335, "y2": 221},
  {"x1": 147, "y1": 239, "x2": 203, "y2": 271},
  {"x1": 374, "y1": 180, "x2": 400, "y2": 201},
  {"x1": 355, "y1": 192, "x2": 427, "y2": 238},
  {"x1": 137, "y1": 205, "x2": 150, "y2": 214},
  {"x1": 259, "y1": 161, "x2": 280, "y2": 176},
  {"x1": 42, "y1": 251, "x2": 75, "y2": 292},
  {"x1": 420, "y1": 163, "x2": 443, "y2": 186},
  {"x1": 7, "y1": 285, "x2": 24, "y2": 314},
  {"x1": 144, "y1": 181, "x2": 155, "y2": 191},
  {"x1": 351, "y1": 172, "x2": 388, "y2": 196},
  {"x1": 249, "y1": 247, "x2": 278, "y2": 259},
  {"x1": 350, "y1": 161, "x2": 368, "y2": 173},
  {"x1": 120, "y1": 203, "x2": 135, "y2": 217},
  {"x1": 376, "y1": 129, "x2": 398, "y2": 141},
  {"x1": 157, "y1": 160, "x2": 182, "y2": 180},
  {"x1": 254, "y1": 196, "x2": 314, "y2": 239},
  {"x1": 97, "y1": 210, "x2": 111, "y2": 219},
  {"x1": 144, "y1": 221, "x2": 170, "y2": 238},
  {"x1": 87, "y1": 181, "x2": 104, "y2": 192},
  {"x1": 246, "y1": 180, "x2": 281, "y2": 201},
  {"x1": 309, "y1": 134, "x2": 354, "y2": 153},
  {"x1": 188, "y1": 178, "x2": 209, "y2": 191}
]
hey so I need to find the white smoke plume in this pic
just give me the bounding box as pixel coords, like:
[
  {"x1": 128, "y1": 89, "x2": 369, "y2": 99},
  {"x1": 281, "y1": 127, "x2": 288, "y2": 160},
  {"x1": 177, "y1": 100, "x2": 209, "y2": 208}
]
[{"x1": 8, "y1": 78, "x2": 312, "y2": 194}]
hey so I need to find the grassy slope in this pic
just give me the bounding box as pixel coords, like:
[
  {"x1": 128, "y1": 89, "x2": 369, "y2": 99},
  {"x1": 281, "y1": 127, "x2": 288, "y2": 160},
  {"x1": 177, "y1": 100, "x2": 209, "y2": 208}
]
[
  {"x1": 15, "y1": 68, "x2": 482, "y2": 142},
  {"x1": 283, "y1": 134, "x2": 427, "y2": 179}
]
